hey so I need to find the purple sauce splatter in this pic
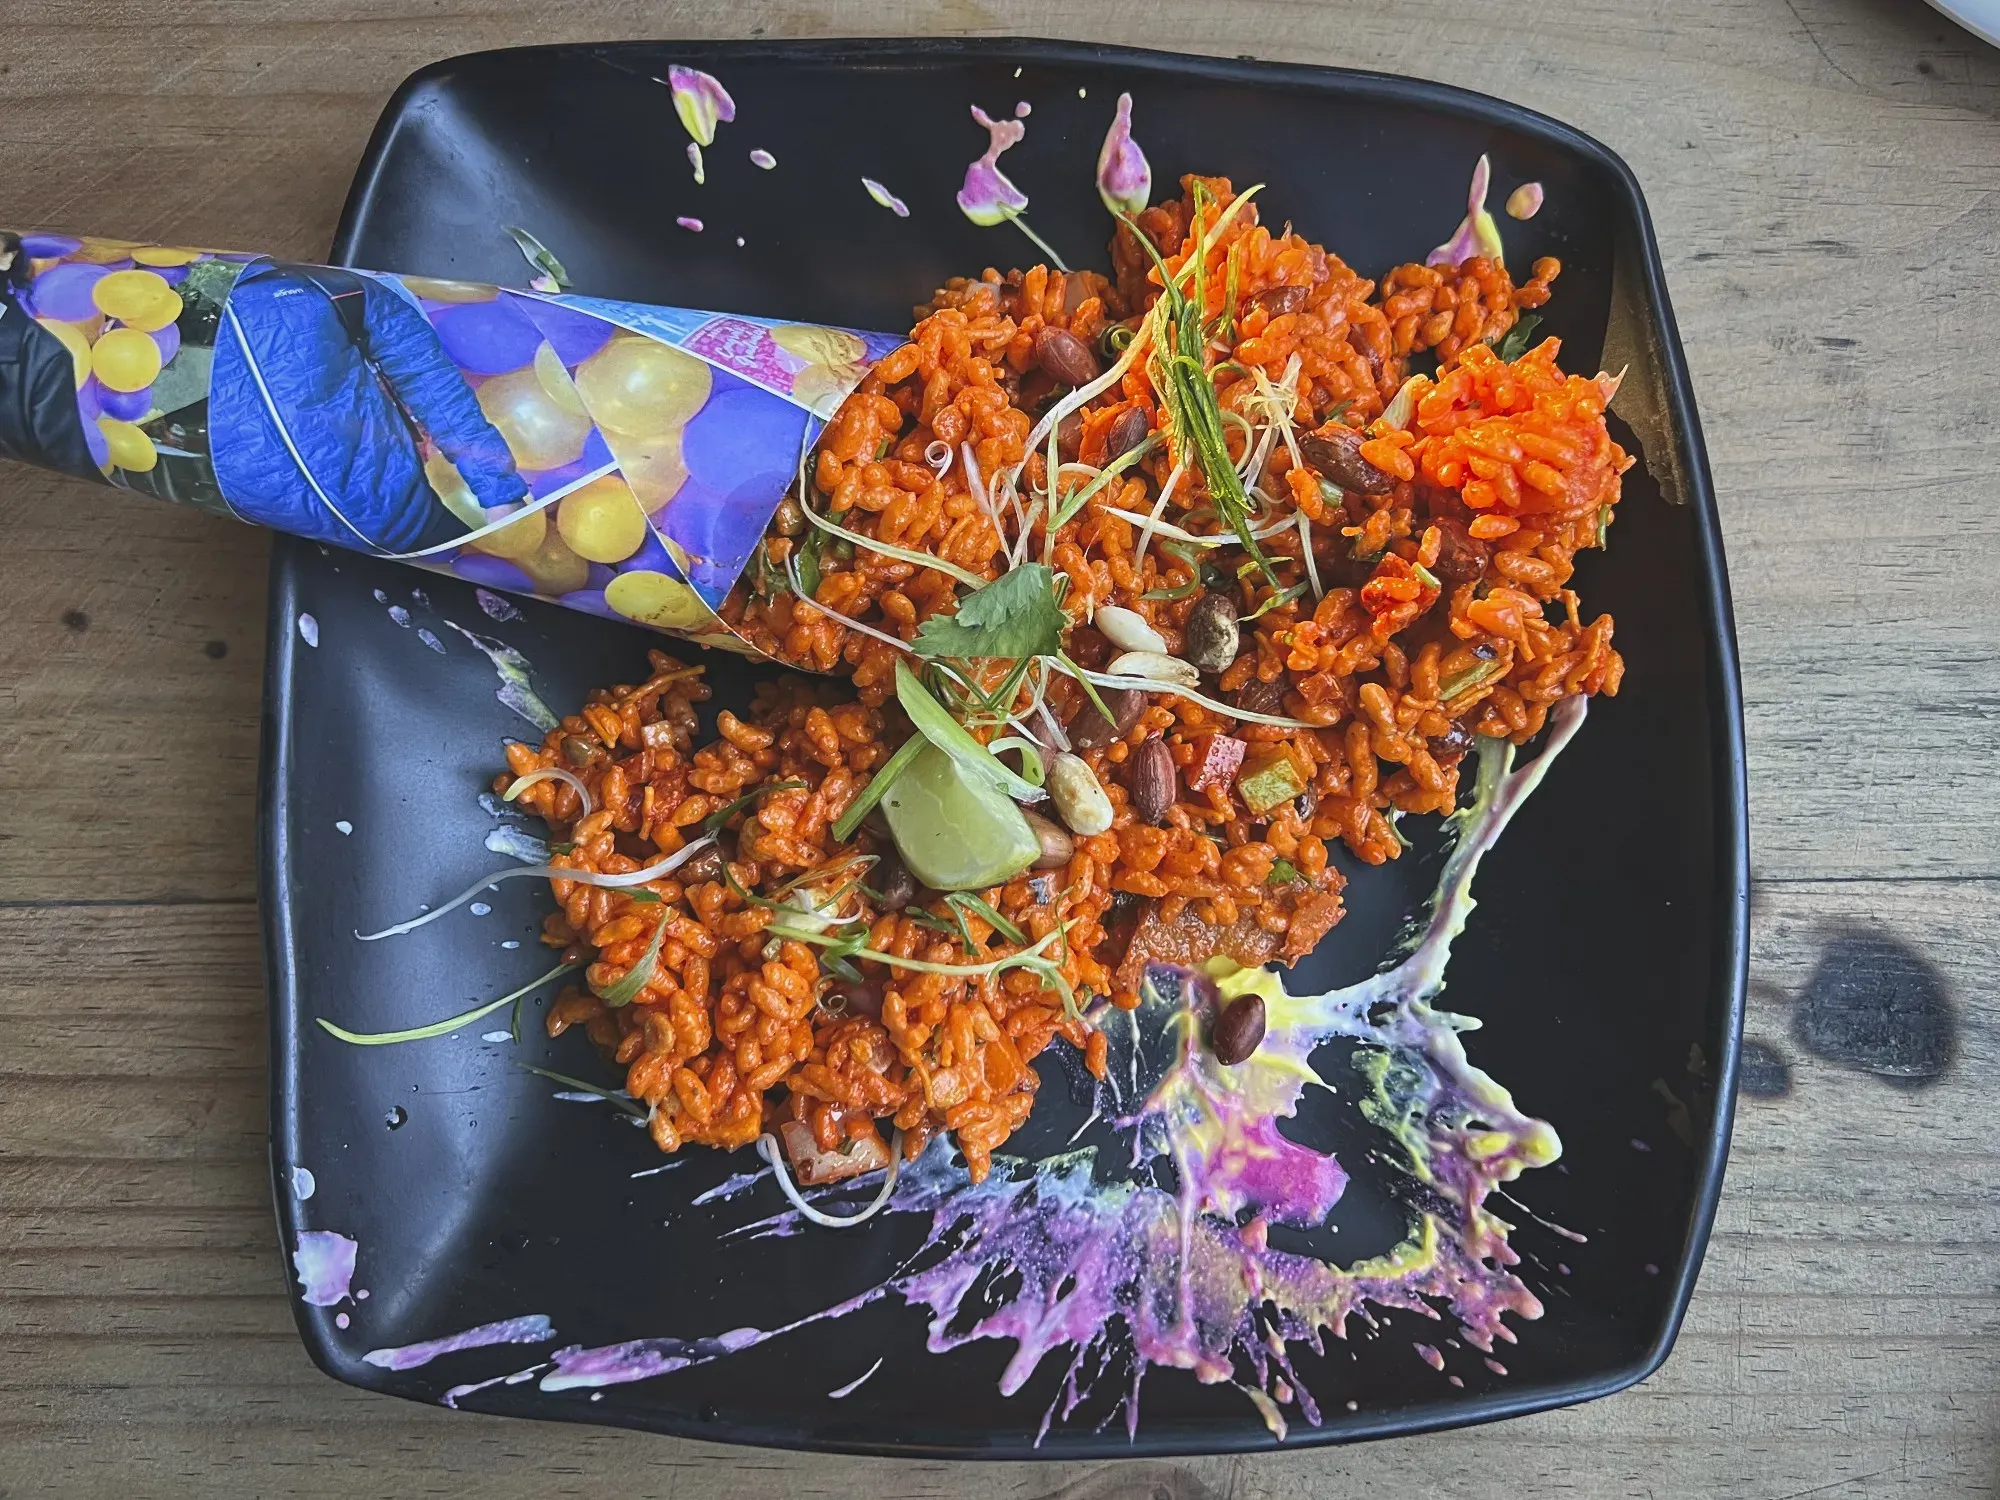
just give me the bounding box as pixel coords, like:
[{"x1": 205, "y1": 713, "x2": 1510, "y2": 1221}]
[
  {"x1": 750, "y1": 148, "x2": 776, "y2": 169},
  {"x1": 364, "y1": 1314, "x2": 557, "y2": 1371},
  {"x1": 862, "y1": 178, "x2": 910, "y2": 218},
  {"x1": 475, "y1": 588, "x2": 521, "y2": 622},
  {"x1": 453, "y1": 707, "x2": 1585, "y2": 1440},
  {"x1": 292, "y1": 1230, "x2": 356, "y2": 1306}
]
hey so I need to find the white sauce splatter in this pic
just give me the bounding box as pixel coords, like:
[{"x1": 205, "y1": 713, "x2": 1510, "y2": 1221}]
[
  {"x1": 297, "y1": 614, "x2": 319, "y2": 648},
  {"x1": 484, "y1": 826, "x2": 549, "y2": 864},
  {"x1": 289, "y1": 1166, "x2": 316, "y2": 1201},
  {"x1": 827, "y1": 1357, "x2": 884, "y2": 1399},
  {"x1": 481, "y1": 1030, "x2": 512, "y2": 1043},
  {"x1": 469, "y1": 901, "x2": 492, "y2": 917},
  {"x1": 749, "y1": 148, "x2": 776, "y2": 169},
  {"x1": 335, "y1": 821, "x2": 353, "y2": 836},
  {"x1": 416, "y1": 627, "x2": 446, "y2": 654},
  {"x1": 388, "y1": 605, "x2": 411, "y2": 629}
]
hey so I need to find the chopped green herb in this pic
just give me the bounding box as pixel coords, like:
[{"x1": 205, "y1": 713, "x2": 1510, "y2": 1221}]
[
  {"x1": 595, "y1": 911, "x2": 669, "y2": 1007},
  {"x1": 831, "y1": 732, "x2": 926, "y2": 842},
  {"x1": 503, "y1": 225, "x2": 570, "y2": 289},
  {"x1": 910, "y1": 564, "x2": 1066, "y2": 661},
  {"x1": 623, "y1": 888, "x2": 663, "y2": 904},
  {"x1": 794, "y1": 525, "x2": 824, "y2": 601},
  {"x1": 1438, "y1": 658, "x2": 1506, "y2": 701},
  {"x1": 1596, "y1": 503, "x2": 1612, "y2": 550},
  {"x1": 1244, "y1": 582, "x2": 1308, "y2": 621},
  {"x1": 1413, "y1": 562, "x2": 1442, "y2": 591},
  {"x1": 1491, "y1": 312, "x2": 1544, "y2": 363},
  {"x1": 945, "y1": 890, "x2": 1028, "y2": 947},
  {"x1": 1142, "y1": 575, "x2": 1204, "y2": 601},
  {"x1": 1267, "y1": 857, "x2": 1300, "y2": 886},
  {"x1": 702, "y1": 779, "x2": 810, "y2": 836}
]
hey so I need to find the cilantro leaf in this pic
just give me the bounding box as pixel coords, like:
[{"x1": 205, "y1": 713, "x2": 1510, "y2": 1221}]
[
  {"x1": 1491, "y1": 312, "x2": 1543, "y2": 363},
  {"x1": 910, "y1": 564, "x2": 1065, "y2": 661}
]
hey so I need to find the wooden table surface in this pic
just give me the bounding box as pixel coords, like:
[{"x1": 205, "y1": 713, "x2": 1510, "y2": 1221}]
[{"x1": 4, "y1": 1, "x2": 1998, "y2": 1495}]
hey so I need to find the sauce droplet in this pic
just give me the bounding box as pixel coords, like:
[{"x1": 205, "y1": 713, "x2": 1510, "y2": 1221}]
[{"x1": 385, "y1": 1106, "x2": 408, "y2": 1130}]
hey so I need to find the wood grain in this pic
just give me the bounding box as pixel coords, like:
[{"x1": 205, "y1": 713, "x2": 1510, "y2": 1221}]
[{"x1": 2, "y1": 0, "x2": 1997, "y2": 1494}]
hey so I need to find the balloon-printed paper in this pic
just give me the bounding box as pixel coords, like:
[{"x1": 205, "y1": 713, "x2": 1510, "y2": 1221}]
[{"x1": 0, "y1": 230, "x2": 900, "y2": 657}]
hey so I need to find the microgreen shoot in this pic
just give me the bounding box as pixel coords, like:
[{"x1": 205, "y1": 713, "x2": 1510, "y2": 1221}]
[
  {"x1": 1048, "y1": 433, "x2": 1162, "y2": 532},
  {"x1": 501, "y1": 766, "x2": 594, "y2": 815},
  {"x1": 798, "y1": 497, "x2": 986, "y2": 589},
  {"x1": 1117, "y1": 184, "x2": 1280, "y2": 586},
  {"x1": 703, "y1": 779, "x2": 809, "y2": 836},
  {"x1": 518, "y1": 1064, "x2": 648, "y2": 1118},
  {"x1": 945, "y1": 890, "x2": 1028, "y2": 947},
  {"x1": 595, "y1": 912, "x2": 669, "y2": 1007},
  {"x1": 315, "y1": 961, "x2": 579, "y2": 1047}
]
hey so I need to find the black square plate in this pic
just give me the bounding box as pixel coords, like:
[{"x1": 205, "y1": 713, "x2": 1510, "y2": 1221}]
[{"x1": 262, "y1": 38, "x2": 1746, "y2": 1457}]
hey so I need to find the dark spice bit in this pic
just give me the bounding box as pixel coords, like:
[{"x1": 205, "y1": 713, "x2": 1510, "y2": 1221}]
[
  {"x1": 679, "y1": 846, "x2": 725, "y2": 884},
  {"x1": 1068, "y1": 685, "x2": 1147, "y2": 748},
  {"x1": 1428, "y1": 514, "x2": 1489, "y2": 584},
  {"x1": 1247, "y1": 284, "x2": 1309, "y2": 318},
  {"x1": 771, "y1": 497, "x2": 806, "y2": 536},
  {"x1": 1211, "y1": 992, "x2": 1267, "y2": 1066},
  {"x1": 1129, "y1": 736, "x2": 1178, "y2": 824},
  {"x1": 870, "y1": 851, "x2": 920, "y2": 911},
  {"x1": 1429, "y1": 718, "x2": 1477, "y2": 758},
  {"x1": 1056, "y1": 407, "x2": 1084, "y2": 461},
  {"x1": 1297, "y1": 421, "x2": 1394, "y2": 496},
  {"x1": 1104, "y1": 404, "x2": 1151, "y2": 463},
  {"x1": 1034, "y1": 325, "x2": 1101, "y2": 387},
  {"x1": 1231, "y1": 674, "x2": 1289, "y2": 720},
  {"x1": 1183, "y1": 591, "x2": 1241, "y2": 674},
  {"x1": 560, "y1": 735, "x2": 595, "y2": 767}
]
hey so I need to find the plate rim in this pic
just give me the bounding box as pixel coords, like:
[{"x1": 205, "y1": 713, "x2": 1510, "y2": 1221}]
[{"x1": 263, "y1": 33, "x2": 1750, "y2": 1458}]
